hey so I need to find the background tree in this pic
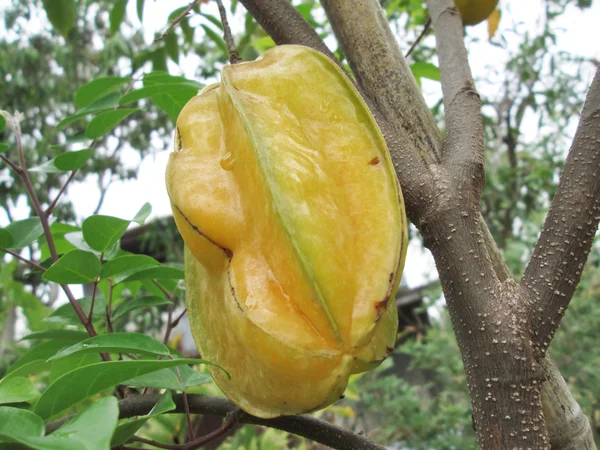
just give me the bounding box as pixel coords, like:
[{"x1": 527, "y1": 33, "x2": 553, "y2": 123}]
[{"x1": 0, "y1": 0, "x2": 598, "y2": 449}]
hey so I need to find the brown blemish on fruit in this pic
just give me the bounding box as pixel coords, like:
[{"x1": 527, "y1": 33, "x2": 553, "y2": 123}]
[
  {"x1": 176, "y1": 127, "x2": 183, "y2": 152},
  {"x1": 369, "y1": 157, "x2": 380, "y2": 165}
]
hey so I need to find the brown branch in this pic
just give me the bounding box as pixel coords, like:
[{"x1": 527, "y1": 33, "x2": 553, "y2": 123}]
[
  {"x1": 0, "y1": 153, "x2": 23, "y2": 174},
  {"x1": 5, "y1": 115, "x2": 98, "y2": 338},
  {"x1": 238, "y1": 0, "x2": 335, "y2": 60},
  {"x1": 405, "y1": 16, "x2": 431, "y2": 59},
  {"x1": 156, "y1": 0, "x2": 199, "y2": 42},
  {"x1": 521, "y1": 67, "x2": 600, "y2": 354},
  {"x1": 427, "y1": 0, "x2": 484, "y2": 198},
  {"x1": 131, "y1": 410, "x2": 239, "y2": 449},
  {"x1": 46, "y1": 394, "x2": 385, "y2": 449},
  {"x1": 215, "y1": 0, "x2": 240, "y2": 64},
  {"x1": 0, "y1": 248, "x2": 46, "y2": 273},
  {"x1": 45, "y1": 169, "x2": 77, "y2": 217}
]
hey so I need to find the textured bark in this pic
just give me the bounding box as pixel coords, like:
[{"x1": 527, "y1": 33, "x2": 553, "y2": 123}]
[
  {"x1": 541, "y1": 356, "x2": 597, "y2": 449},
  {"x1": 521, "y1": 67, "x2": 600, "y2": 356},
  {"x1": 241, "y1": 0, "x2": 599, "y2": 448}
]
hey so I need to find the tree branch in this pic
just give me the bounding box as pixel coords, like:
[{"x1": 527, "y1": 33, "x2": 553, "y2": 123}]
[
  {"x1": 541, "y1": 355, "x2": 597, "y2": 449},
  {"x1": 521, "y1": 67, "x2": 600, "y2": 355},
  {"x1": 238, "y1": 0, "x2": 335, "y2": 59},
  {"x1": 47, "y1": 394, "x2": 386, "y2": 450},
  {"x1": 427, "y1": 0, "x2": 484, "y2": 199}
]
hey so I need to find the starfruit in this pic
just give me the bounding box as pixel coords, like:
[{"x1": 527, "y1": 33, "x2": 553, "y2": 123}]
[{"x1": 166, "y1": 45, "x2": 407, "y2": 418}]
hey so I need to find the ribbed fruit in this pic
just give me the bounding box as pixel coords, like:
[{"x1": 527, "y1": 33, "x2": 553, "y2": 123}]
[{"x1": 166, "y1": 45, "x2": 408, "y2": 418}]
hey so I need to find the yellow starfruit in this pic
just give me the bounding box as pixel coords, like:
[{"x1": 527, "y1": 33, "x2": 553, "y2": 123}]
[{"x1": 166, "y1": 45, "x2": 407, "y2": 418}]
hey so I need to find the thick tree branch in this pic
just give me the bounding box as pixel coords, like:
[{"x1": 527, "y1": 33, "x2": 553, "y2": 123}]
[
  {"x1": 238, "y1": 0, "x2": 334, "y2": 59},
  {"x1": 521, "y1": 67, "x2": 600, "y2": 354},
  {"x1": 321, "y1": 0, "x2": 441, "y2": 168},
  {"x1": 427, "y1": 0, "x2": 484, "y2": 199},
  {"x1": 47, "y1": 394, "x2": 386, "y2": 450}
]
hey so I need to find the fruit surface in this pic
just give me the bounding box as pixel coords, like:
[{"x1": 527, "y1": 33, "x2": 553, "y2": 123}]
[
  {"x1": 166, "y1": 45, "x2": 407, "y2": 418},
  {"x1": 454, "y1": 0, "x2": 498, "y2": 25}
]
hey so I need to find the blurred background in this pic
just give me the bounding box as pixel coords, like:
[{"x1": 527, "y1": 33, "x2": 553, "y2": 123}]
[{"x1": 0, "y1": 0, "x2": 599, "y2": 448}]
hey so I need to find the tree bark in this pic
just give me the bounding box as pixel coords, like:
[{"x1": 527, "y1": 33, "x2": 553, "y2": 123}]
[{"x1": 240, "y1": 0, "x2": 599, "y2": 448}]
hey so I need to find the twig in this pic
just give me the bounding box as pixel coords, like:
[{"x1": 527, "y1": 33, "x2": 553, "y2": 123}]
[
  {"x1": 0, "y1": 248, "x2": 46, "y2": 273},
  {"x1": 156, "y1": 0, "x2": 199, "y2": 42},
  {"x1": 106, "y1": 278, "x2": 115, "y2": 333},
  {"x1": 6, "y1": 115, "x2": 98, "y2": 337},
  {"x1": 88, "y1": 277, "x2": 99, "y2": 324},
  {"x1": 171, "y1": 308, "x2": 187, "y2": 328},
  {"x1": 45, "y1": 169, "x2": 77, "y2": 217},
  {"x1": 0, "y1": 153, "x2": 23, "y2": 174},
  {"x1": 215, "y1": 0, "x2": 241, "y2": 64},
  {"x1": 131, "y1": 411, "x2": 237, "y2": 449},
  {"x1": 405, "y1": 16, "x2": 431, "y2": 58},
  {"x1": 152, "y1": 279, "x2": 173, "y2": 300}
]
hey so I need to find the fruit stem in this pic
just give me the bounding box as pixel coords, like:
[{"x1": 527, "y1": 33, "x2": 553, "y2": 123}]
[{"x1": 216, "y1": 0, "x2": 241, "y2": 64}]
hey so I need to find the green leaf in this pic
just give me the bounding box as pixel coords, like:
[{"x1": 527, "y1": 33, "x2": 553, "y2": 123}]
[
  {"x1": 123, "y1": 266, "x2": 184, "y2": 282},
  {"x1": 123, "y1": 365, "x2": 211, "y2": 391},
  {"x1": 0, "y1": 115, "x2": 5, "y2": 132},
  {"x1": 112, "y1": 296, "x2": 171, "y2": 320},
  {"x1": 29, "y1": 149, "x2": 92, "y2": 174},
  {"x1": 5, "y1": 338, "x2": 85, "y2": 377},
  {"x1": 63, "y1": 231, "x2": 98, "y2": 254},
  {"x1": 111, "y1": 392, "x2": 174, "y2": 446},
  {"x1": 0, "y1": 229, "x2": 13, "y2": 248},
  {"x1": 201, "y1": 24, "x2": 228, "y2": 56},
  {"x1": 74, "y1": 77, "x2": 130, "y2": 109},
  {"x1": 4, "y1": 217, "x2": 44, "y2": 249},
  {"x1": 42, "y1": 0, "x2": 77, "y2": 38},
  {"x1": 118, "y1": 83, "x2": 200, "y2": 106},
  {"x1": 136, "y1": 0, "x2": 145, "y2": 21},
  {"x1": 0, "y1": 407, "x2": 44, "y2": 444},
  {"x1": 0, "y1": 377, "x2": 39, "y2": 404},
  {"x1": 410, "y1": 62, "x2": 441, "y2": 83},
  {"x1": 43, "y1": 250, "x2": 101, "y2": 284},
  {"x1": 109, "y1": 0, "x2": 128, "y2": 35},
  {"x1": 82, "y1": 215, "x2": 130, "y2": 252},
  {"x1": 49, "y1": 352, "x2": 102, "y2": 383},
  {"x1": 143, "y1": 73, "x2": 200, "y2": 122},
  {"x1": 20, "y1": 330, "x2": 90, "y2": 342},
  {"x1": 85, "y1": 108, "x2": 139, "y2": 139},
  {"x1": 181, "y1": 17, "x2": 194, "y2": 43},
  {"x1": 2, "y1": 360, "x2": 48, "y2": 383},
  {"x1": 49, "y1": 332, "x2": 171, "y2": 361},
  {"x1": 132, "y1": 202, "x2": 152, "y2": 225},
  {"x1": 34, "y1": 358, "x2": 209, "y2": 419},
  {"x1": 100, "y1": 254, "x2": 160, "y2": 283},
  {"x1": 44, "y1": 296, "x2": 107, "y2": 325},
  {"x1": 57, "y1": 92, "x2": 120, "y2": 131},
  {"x1": 200, "y1": 12, "x2": 223, "y2": 30},
  {"x1": 52, "y1": 397, "x2": 119, "y2": 449},
  {"x1": 165, "y1": 32, "x2": 179, "y2": 64},
  {"x1": 0, "y1": 143, "x2": 8, "y2": 153}
]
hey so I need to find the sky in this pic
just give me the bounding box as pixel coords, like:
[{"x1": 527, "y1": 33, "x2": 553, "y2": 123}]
[{"x1": 2, "y1": 0, "x2": 600, "y2": 293}]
